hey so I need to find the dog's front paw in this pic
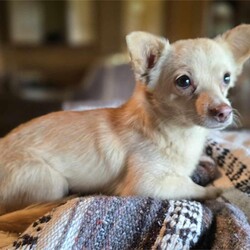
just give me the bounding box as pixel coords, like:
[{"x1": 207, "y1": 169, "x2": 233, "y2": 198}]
[{"x1": 205, "y1": 186, "x2": 222, "y2": 200}]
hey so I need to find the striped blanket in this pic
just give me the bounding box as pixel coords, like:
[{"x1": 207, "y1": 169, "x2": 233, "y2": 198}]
[{"x1": 8, "y1": 131, "x2": 250, "y2": 250}]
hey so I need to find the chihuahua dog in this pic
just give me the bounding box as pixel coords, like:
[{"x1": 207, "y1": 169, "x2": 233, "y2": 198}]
[{"x1": 0, "y1": 25, "x2": 250, "y2": 215}]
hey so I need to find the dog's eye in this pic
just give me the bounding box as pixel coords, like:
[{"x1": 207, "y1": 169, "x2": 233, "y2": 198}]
[
  {"x1": 223, "y1": 73, "x2": 231, "y2": 84},
  {"x1": 175, "y1": 75, "x2": 191, "y2": 89}
]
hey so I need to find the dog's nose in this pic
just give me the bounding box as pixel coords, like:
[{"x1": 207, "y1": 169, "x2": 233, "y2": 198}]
[{"x1": 209, "y1": 104, "x2": 232, "y2": 123}]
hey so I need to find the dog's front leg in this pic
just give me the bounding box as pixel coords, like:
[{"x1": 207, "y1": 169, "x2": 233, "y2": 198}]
[
  {"x1": 119, "y1": 171, "x2": 221, "y2": 200},
  {"x1": 147, "y1": 175, "x2": 222, "y2": 200}
]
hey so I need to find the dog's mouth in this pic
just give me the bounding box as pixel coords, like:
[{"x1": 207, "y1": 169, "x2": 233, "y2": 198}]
[
  {"x1": 205, "y1": 122, "x2": 231, "y2": 130},
  {"x1": 193, "y1": 102, "x2": 234, "y2": 130},
  {"x1": 199, "y1": 113, "x2": 233, "y2": 130}
]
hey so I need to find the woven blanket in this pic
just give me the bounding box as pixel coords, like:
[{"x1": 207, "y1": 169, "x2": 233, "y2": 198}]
[{"x1": 7, "y1": 131, "x2": 250, "y2": 250}]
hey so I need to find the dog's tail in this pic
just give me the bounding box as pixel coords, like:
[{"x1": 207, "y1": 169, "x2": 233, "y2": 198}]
[{"x1": 0, "y1": 198, "x2": 71, "y2": 248}]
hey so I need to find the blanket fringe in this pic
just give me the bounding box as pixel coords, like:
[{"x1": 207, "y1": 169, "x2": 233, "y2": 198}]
[
  {"x1": 0, "y1": 196, "x2": 73, "y2": 235},
  {"x1": 0, "y1": 231, "x2": 18, "y2": 248}
]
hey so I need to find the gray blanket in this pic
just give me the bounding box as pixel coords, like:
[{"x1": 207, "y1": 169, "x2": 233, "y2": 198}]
[{"x1": 8, "y1": 131, "x2": 250, "y2": 250}]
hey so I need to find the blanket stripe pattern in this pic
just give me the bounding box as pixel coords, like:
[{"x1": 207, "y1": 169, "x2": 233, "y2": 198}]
[
  {"x1": 7, "y1": 131, "x2": 250, "y2": 250},
  {"x1": 11, "y1": 198, "x2": 211, "y2": 250}
]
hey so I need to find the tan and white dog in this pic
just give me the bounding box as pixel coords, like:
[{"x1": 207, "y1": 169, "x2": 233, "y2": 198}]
[{"x1": 0, "y1": 25, "x2": 250, "y2": 217}]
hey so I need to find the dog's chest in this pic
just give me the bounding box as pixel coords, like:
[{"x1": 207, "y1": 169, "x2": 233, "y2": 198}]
[{"x1": 154, "y1": 126, "x2": 208, "y2": 175}]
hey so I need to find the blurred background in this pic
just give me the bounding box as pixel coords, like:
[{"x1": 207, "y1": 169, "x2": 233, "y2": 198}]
[{"x1": 0, "y1": 0, "x2": 250, "y2": 136}]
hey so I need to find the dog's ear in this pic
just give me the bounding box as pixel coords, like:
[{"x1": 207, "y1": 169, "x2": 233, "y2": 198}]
[
  {"x1": 126, "y1": 31, "x2": 169, "y2": 89},
  {"x1": 216, "y1": 24, "x2": 250, "y2": 67}
]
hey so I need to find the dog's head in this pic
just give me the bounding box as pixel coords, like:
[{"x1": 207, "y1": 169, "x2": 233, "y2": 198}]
[{"x1": 126, "y1": 25, "x2": 250, "y2": 129}]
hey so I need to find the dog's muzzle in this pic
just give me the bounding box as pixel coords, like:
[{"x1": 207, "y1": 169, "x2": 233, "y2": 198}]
[{"x1": 208, "y1": 104, "x2": 232, "y2": 123}]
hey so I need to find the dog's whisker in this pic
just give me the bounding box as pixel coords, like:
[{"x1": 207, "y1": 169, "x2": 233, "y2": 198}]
[
  {"x1": 232, "y1": 114, "x2": 242, "y2": 128},
  {"x1": 232, "y1": 108, "x2": 242, "y2": 120}
]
